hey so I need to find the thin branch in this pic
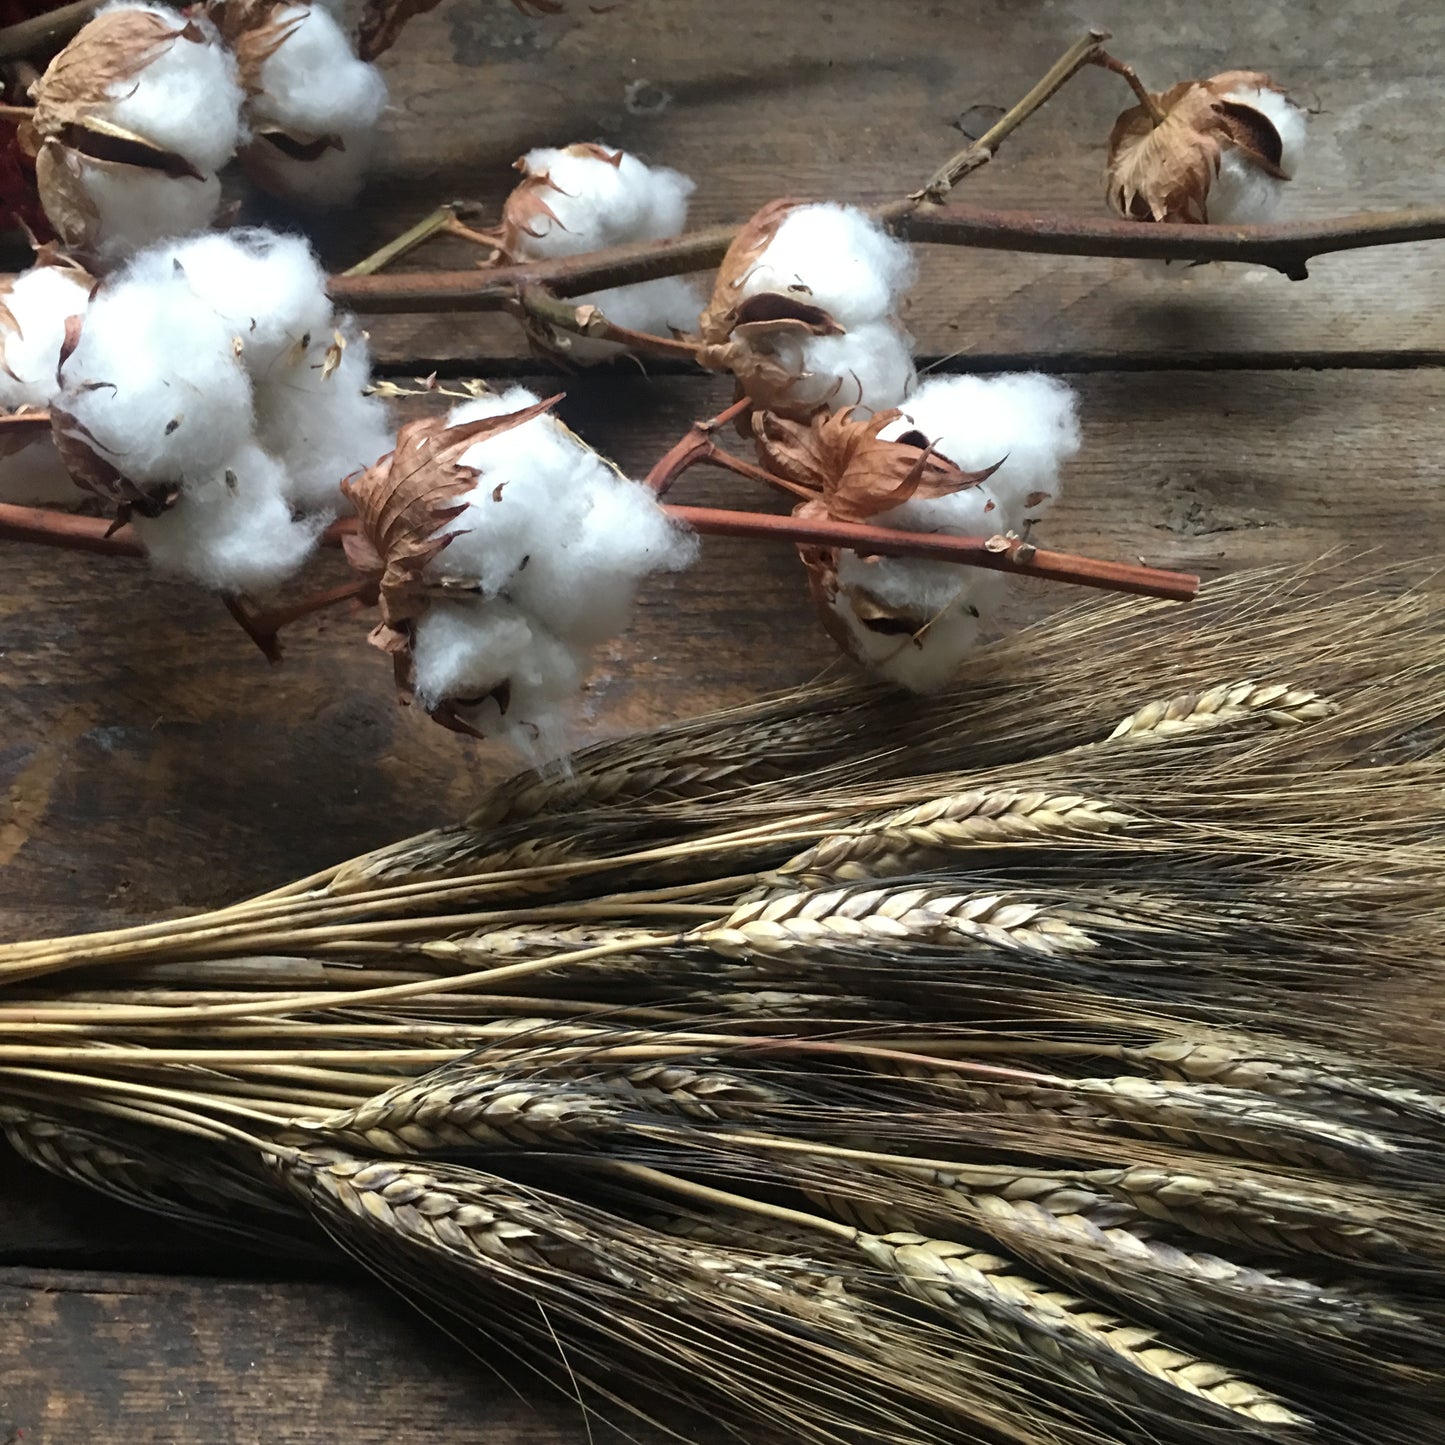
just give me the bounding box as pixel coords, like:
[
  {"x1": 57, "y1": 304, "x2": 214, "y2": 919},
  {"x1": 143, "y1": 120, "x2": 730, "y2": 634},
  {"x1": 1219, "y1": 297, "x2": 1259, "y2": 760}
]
[
  {"x1": 518, "y1": 285, "x2": 703, "y2": 361},
  {"x1": 0, "y1": 0, "x2": 94, "y2": 61},
  {"x1": 665, "y1": 504, "x2": 1198, "y2": 602},
  {"x1": 913, "y1": 29, "x2": 1111, "y2": 203},
  {"x1": 1091, "y1": 50, "x2": 1166, "y2": 123},
  {"x1": 645, "y1": 397, "x2": 753, "y2": 495},
  {"x1": 0, "y1": 499, "x2": 143, "y2": 557},
  {"x1": 328, "y1": 202, "x2": 1445, "y2": 311},
  {"x1": 342, "y1": 205, "x2": 458, "y2": 277},
  {"x1": 225, "y1": 579, "x2": 380, "y2": 664}
]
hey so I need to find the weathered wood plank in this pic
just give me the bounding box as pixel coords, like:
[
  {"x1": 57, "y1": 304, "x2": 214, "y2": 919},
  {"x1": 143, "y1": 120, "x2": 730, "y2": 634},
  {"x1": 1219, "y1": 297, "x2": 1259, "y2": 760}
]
[
  {"x1": 0, "y1": 1265, "x2": 683, "y2": 1443},
  {"x1": 0, "y1": 367, "x2": 1440, "y2": 943},
  {"x1": 322, "y1": 0, "x2": 1445, "y2": 367}
]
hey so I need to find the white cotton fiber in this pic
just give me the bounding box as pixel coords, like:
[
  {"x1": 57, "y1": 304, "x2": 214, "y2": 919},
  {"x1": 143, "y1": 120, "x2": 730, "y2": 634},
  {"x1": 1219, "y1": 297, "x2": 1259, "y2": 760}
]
[
  {"x1": 1207, "y1": 86, "x2": 1307, "y2": 224},
  {"x1": 58, "y1": 262, "x2": 254, "y2": 483},
  {"x1": 253, "y1": 323, "x2": 393, "y2": 514},
  {"x1": 79, "y1": 164, "x2": 222, "y2": 265},
  {"x1": 138, "y1": 229, "x2": 333, "y2": 382},
  {"x1": 242, "y1": 128, "x2": 377, "y2": 206},
  {"x1": 404, "y1": 385, "x2": 696, "y2": 753},
  {"x1": 99, "y1": 4, "x2": 243, "y2": 172},
  {"x1": 512, "y1": 145, "x2": 695, "y2": 258},
  {"x1": 830, "y1": 584, "x2": 1001, "y2": 693},
  {"x1": 131, "y1": 443, "x2": 320, "y2": 593},
  {"x1": 0, "y1": 440, "x2": 83, "y2": 505},
  {"x1": 740, "y1": 204, "x2": 915, "y2": 329},
  {"x1": 247, "y1": 4, "x2": 388, "y2": 142},
  {"x1": 784, "y1": 320, "x2": 915, "y2": 416},
  {"x1": 412, "y1": 600, "x2": 587, "y2": 761},
  {"x1": 880, "y1": 372, "x2": 1079, "y2": 534},
  {"x1": 0, "y1": 266, "x2": 91, "y2": 409}
]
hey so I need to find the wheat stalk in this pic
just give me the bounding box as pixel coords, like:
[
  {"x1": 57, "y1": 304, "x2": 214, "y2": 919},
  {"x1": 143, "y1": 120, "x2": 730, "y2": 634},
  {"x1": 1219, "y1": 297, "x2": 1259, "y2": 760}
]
[
  {"x1": 690, "y1": 882, "x2": 1098, "y2": 959},
  {"x1": 775, "y1": 790, "x2": 1136, "y2": 883},
  {"x1": 1109, "y1": 682, "x2": 1335, "y2": 742},
  {"x1": 857, "y1": 1230, "x2": 1302, "y2": 1427}
]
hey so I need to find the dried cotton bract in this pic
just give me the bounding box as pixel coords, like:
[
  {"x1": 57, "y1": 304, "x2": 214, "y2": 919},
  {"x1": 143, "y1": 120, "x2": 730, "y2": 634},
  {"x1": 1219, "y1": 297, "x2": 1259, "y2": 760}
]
[
  {"x1": 1107, "y1": 70, "x2": 1307, "y2": 225},
  {"x1": 700, "y1": 201, "x2": 917, "y2": 419},
  {"x1": 344, "y1": 385, "x2": 697, "y2": 756},
  {"x1": 23, "y1": 4, "x2": 244, "y2": 264},
  {"x1": 491, "y1": 144, "x2": 702, "y2": 364},
  {"x1": 758, "y1": 374, "x2": 1079, "y2": 691},
  {"x1": 52, "y1": 228, "x2": 391, "y2": 593},
  {"x1": 215, "y1": 0, "x2": 389, "y2": 204}
]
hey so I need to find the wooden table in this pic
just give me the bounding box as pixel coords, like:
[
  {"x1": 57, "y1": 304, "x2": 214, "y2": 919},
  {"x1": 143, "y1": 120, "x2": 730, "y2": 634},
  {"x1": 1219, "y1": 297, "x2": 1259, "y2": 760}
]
[{"x1": 2, "y1": 1, "x2": 1442, "y2": 1438}]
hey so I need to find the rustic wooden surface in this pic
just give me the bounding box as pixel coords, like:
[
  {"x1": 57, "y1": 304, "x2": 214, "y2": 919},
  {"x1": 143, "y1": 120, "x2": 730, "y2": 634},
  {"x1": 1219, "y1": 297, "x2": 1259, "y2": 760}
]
[{"x1": 1, "y1": 0, "x2": 1443, "y2": 1440}]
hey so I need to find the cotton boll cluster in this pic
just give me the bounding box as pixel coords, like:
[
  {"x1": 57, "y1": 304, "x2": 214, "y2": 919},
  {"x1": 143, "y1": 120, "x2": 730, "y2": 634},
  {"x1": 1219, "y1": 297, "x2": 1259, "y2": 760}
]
[
  {"x1": 404, "y1": 385, "x2": 697, "y2": 756},
  {"x1": 700, "y1": 201, "x2": 917, "y2": 418},
  {"x1": 25, "y1": 5, "x2": 244, "y2": 264},
  {"x1": 497, "y1": 144, "x2": 703, "y2": 364},
  {"x1": 52, "y1": 228, "x2": 391, "y2": 593},
  {"x1": 1207, "y1": 84, "x2": 1308, "y2": 224},
  {"x1": 832, "y1": 374, "x2": 1080, "y2": 692},
  {"x1": 231, "y1": 1, "x2": 389, "y2": 205}
]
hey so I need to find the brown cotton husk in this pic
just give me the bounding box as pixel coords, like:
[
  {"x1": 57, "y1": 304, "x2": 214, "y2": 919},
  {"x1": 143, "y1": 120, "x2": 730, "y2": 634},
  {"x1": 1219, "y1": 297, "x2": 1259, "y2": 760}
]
[
  {"x1": 49, "y1": 406, "x2": 175, "y2": 521},
  {"x1": 480, "y1": 142, "x2": 627, "y2": 264},
  {"x1": 697, "y1": 197, "x2": 810, "y2": 345},
  {"x1": 1107, "y1": 70, "x2": 1290, "y2": 224},
  {"x1": 207, "y1": 0, "x2": 307, "y2": 92},
  {"x1": 340, "y1": 397, "x2": 561, "y2": 693},
  {"x1": 695, "y1": 292, "x2": 842, "y2": 417}
]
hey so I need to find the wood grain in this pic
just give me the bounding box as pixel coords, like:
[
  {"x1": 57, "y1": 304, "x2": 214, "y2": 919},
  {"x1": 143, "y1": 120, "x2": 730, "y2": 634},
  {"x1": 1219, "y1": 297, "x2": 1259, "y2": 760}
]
[{"x1": 0, "y1": 1266, "x2": 679, "y2": 1443}]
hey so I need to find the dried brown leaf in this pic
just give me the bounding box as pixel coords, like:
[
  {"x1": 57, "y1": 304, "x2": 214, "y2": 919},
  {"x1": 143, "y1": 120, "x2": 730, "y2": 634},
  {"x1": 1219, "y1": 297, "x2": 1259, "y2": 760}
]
[
  {"x1": 698, "y1": 197, "x2": 809, "y2": 345},
  {"x1": 341, "y1": 397, "x2": 562, "y2": 672},
  {"x1": 31, "y1": 10, "x2": 199, "y2": 141},
  {"x1": 755, "y1": 406, "x2": 1001, "y2": 523},
  {"x1": 1107, "y1": 70, "x2": 1290, "y2": 224},
  {"x1": 208, "y1": 0, "x2": 309, "y2": 88},
  {"x1": 353, "y1": 0, "x2": 445, "y2": 63}
]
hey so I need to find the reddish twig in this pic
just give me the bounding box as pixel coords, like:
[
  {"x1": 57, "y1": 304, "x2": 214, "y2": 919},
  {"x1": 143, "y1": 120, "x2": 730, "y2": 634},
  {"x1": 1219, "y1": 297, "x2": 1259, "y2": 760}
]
[
  {"x1": 225, "y1": 578, "x2": 381, "y2": 664},
  {"x1": 0, "y1": 499, "x2": 144, "y2": 557},
  {"x1": 664, "y1": 503, "x2": 1198, "y2": 603},
  {"x1": 645, "y1": 397, "x2": 754, "y2": 494}
]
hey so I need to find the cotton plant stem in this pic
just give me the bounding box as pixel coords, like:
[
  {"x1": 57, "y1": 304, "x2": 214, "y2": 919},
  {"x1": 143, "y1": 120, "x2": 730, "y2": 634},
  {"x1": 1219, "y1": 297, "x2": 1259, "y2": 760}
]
[
  {"x1": 1091, "y1": 51, "x2": 1166, "y2": 123},
  {"x1": 913, "y1": 30, "x2": 1111, "y2": 202},
  {"x1": 518, "y1": 286, "x2": 704, "y2": 361},
  {"x1": 0, "y1": 497, "x2": 1200, "y2": 604},
  {"x1": 225, "y1": 578, "x2": 381, "y2": 664},
  {"x1": 0, "y1": 1, "x2": 93, "y2": 62},
  {"x1": 342, "y1": 206, "x2": 458, "y2": 277}
]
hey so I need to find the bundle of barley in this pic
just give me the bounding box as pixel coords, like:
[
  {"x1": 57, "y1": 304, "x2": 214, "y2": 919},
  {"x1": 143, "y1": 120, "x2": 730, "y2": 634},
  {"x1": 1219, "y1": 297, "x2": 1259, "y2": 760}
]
[{"x1": 2, "y1": 562, "x2": 1443, "y2": 1445}]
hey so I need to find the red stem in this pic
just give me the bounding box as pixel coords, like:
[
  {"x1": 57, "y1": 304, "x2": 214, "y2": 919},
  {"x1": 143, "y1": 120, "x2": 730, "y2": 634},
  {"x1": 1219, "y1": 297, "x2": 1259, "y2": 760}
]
[
  {"x1": 664, "y1": 504, "x2": 1198, "y2": 602},
  {"x1": 646, "y1": 397, "x2": 753, "y2": 494}
]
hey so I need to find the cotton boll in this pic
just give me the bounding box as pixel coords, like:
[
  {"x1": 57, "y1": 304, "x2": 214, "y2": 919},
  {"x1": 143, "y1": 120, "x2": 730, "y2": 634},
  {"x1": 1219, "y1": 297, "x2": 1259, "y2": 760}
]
[
  {"x1": 139, "y1": 229, "x2": 333, "y2": 382},
  {"x1": 241, "y1": 124, "x2": 377, "y2": 206},
  {"x1": 0, "y1": 266, "x2": 92, "y2": 409},
  {"x1": 1223, "y1": 84, "x2": 1307, "y2": 179},
  {"x1": 412, "y1": 599, "x2": 587, "y2": 760},
  {"x1": 832, "y1": 587, "x2": 997, "y2": 693},
  {"x1": 77, "y1": 164, "x2": 222, "y2": 265},
  {"x1": 881, "y1": 373, "x2": 1079, "y2": 533},
  {"x1": 0, "y1": 440, "x2": 84, "y2": 504},
  {"x1": 132, "y1": 444, "x2": 320, "y2": 593},
  {"x1": 99, "y1": 4, "x2": 243, "y2": 173},
  {"x1": 59, "y1": 267, "x2": 254, "y2": 484},
  {"x1": 247, "y1": 4, "x2": 388, "y2": 142},
  {"x1": 741, "y1": 204, "x2": 915, "y2": 329},
  {"x1": 513, "y1": 145, "x2": 695, "y2": 258},
  {"x1": 254, "y1": 326, "x2": 392, "y2": 514}
]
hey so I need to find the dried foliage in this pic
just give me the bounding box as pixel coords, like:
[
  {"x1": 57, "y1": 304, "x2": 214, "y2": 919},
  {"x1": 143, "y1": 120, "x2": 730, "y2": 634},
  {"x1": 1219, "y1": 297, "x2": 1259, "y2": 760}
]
[
  {"x1": 1107, "y1": 70, "x2": 1290, "y2": 223},
  {"x1": 2, "y1": 567, "x2": 1445, "y2": 1445}
]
